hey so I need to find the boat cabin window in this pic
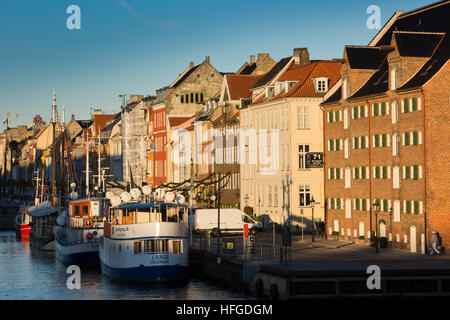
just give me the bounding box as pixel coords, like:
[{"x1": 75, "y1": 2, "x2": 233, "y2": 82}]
[
  {"x1": 83, "y1": 206, "x2": 89, "y2": 215},
  {"x1": 133, "y1": 239, "x2": 183, "y2": 254},
  {"x1": 74, "y1": 206, "x2": 80, "y2": 215}
]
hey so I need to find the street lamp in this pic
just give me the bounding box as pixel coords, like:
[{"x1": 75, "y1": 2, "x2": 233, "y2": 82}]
[
  {"x1": 373, "y1": 200, "x2": 380, "y2": 253},
  {"x1": 310, "y1": 196, "x2": 316, "y2": 243},
  {"x1": 389, "y1": 206, "x2": 393, "y2": 248}
]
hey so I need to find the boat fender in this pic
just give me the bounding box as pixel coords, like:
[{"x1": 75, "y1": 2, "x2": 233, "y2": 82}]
[
  {"x1": 84, "y1": 219, "x2": 93, "y2": 228},
  {"x1": 86, "y1": 232, "x2": 93, "y2": 240}
]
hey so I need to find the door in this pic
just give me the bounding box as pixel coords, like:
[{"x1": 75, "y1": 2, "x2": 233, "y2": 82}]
[
  {"x1": 410, "y1": 225, "x2": 417, "y2": 253},
  {"x1": 379, "y1": 220, "x2": 386, "y2": 237}
]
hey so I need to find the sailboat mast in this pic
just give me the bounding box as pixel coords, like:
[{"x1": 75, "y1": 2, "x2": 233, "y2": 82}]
[
  {"x1": 86, "y1": 140, "x2": 90, "y2": 198},
  {"x1": 51, "y1": 89, "x2": 57, "y2": 206},
  {"x1": 60, "y1": 104, "x2": 66, "y2": 207}
]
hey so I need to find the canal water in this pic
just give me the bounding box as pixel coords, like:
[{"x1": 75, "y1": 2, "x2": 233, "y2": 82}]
[{"x1": 0, "y1": 231, "x2": 245, "y2": 300}]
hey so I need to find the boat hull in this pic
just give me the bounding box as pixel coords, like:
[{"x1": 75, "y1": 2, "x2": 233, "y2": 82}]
[
  {"x1": 55, "y1": 240, "x2": 100, "y2": 266},
  {"x1": 100, "y1": 260, "x2": 189, "y2": 283}
]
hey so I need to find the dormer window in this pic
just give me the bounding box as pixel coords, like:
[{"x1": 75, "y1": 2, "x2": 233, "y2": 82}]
[
  {"x1": 342, "y1": 78, "x2": 350, "y2": 99},
  {"x1": 266, "y1": 86, "x2": 275, "y2": 99},
  {"x1": 314, "y1": 78, "x2": 329, "y2": 93},
  {"x1": 390, "y1": 67, "x2": 398, "y2": 90}
]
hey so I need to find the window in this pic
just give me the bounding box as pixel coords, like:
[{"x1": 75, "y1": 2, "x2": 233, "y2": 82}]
[
  {"x1": 344, "y1": 138, "x2": 350, "y2": 158},
  {"x1": 403, "y1": 98, "x2": 409, "y2": 113},
  {"x1": 391, "y1": 67, "x2": 398, "y2": 90},
  {"x1": 268, "y1": 186, "x2": 272, "y2": 206},
  {"x1": 74, "y1": 206, "x2": 80, "y2": 215},
  {"x1": 297, "y1": 106, "x2": 310, "y2": 129},
  {"x1": 394, "y1": 200, "x2": 401, "y2": 222},
  {"x1": 392, "y1": 101, "x2": 399, "y2": 123},
  {"x1": 373, "y1": 103, "x2": 379, "y2": 116},
  {"x1": 392, "y1": 133, "x2": 400, "y2": 156},
  {"x1": 83, "y1": 206, "x2": 88, "y2": 215},
  {"x1": 345, "y1": 199, "x2": 352, "y2": 218},
  {"x1": 344, "y1": 108, "x2": 350, "y2": 129},
  {"x1": 360, "y1": 136, "x2": 366, "y2": 149},
  {"x1": 343, "y1": 79, "x2": 350, "y2": 99},
  {"x1": 345, "y1": 168, "x2": 351, "y2": 188},
  {"x1": 359, "y1": 105, "x2": 365, "y2": 118},
  {"x1": 393, "y1": 166, "x2": 400, "y2": 189},
  {"x1": 381, "y1": 102, "x2": 386, "y2": 115},
  {"x1": 299, "y1": 185, "x2": 311, "y2": 207},
  {"x1": 412, "y1": 97, "x2": 418, "y2": 111},
  {"x1": 316, "y1": 78, "x2": 328, "y2": 92},
  {"x1": 298, "y1": 144, "x2": 310, "y2": 169}
]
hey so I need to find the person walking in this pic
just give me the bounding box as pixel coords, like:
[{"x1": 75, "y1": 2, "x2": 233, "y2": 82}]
[{"x1": 430, "y1": 231, "x2": 440, "y2": 256}]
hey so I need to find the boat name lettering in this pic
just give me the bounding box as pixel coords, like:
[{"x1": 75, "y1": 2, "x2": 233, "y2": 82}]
[{"x1": 150, "y1": 254, "x2": 169, "y2": 265}]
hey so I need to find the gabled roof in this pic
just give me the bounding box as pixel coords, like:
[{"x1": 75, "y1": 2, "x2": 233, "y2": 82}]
[
  {"x1": 394, "y1": 31, "x2": 445, "y2": 57},
  {"x1": 168, "y1": 116, "x2": 195, "y2": 128},
  {"x1": 170, "y1": 65, "x2": 199, "y2": 88},
  {"x1": 77, "y1": 120, "x2": 93, "y2": 129},
  {"x1": 345, "y1": 46, "x2": 389, "y2": 69},
  {"x1": 373, "y1": 0, "x2": 450, "y2": 46},
  {"x1": 399, "y1": 35, "x2": 449, "y2": 90},
  {"x1": 252, "y1": 57, "x2": 292, "y2": 89},
  {"x1": 226, "y1": 74, "x2": 263, "y2": 100},
  {"x1": 322, "y1": 86, "x2": 342, "y2": 105},
  {"x1": 238, "y1": 63, "x2": 257, "y2": 75},
  {"x1": 349, "y1": 59, "x2": 389, "y2": 100},
  {"x1": 274, "y1": 60, "x2": 342, "y2": 100}
]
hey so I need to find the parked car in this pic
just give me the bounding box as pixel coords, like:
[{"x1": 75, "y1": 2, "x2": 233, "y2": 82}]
[{"x1": 189, "y1": 208, "x2": 263, "y2": 236}]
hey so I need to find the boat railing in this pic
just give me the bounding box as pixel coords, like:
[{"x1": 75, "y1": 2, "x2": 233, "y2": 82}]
[
  {"x1": 70, "y1": 216, "x2": 104, "y2": 229},
  {"x1": 55, "y1": 226, "x2": 101, "y2": 245}
]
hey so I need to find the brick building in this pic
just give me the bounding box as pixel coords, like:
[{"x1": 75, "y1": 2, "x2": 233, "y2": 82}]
[{"x1": 321, "y1": 1, "x2": 450, "y2": 253}]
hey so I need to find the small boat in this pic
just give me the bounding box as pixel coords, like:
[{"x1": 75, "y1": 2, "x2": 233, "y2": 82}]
[
  {"x1": 55, "y1": 198, "x2": 106, "y2": 266},
  {"x1": 28, "y1": 200, "x2": 60, "y2": 251},
  {"x1": 99, "y1": 200, "x2": 189, "y2": 282},
  {"x1": 15, "y1": 209, "x2": 32, "y2": 239}
]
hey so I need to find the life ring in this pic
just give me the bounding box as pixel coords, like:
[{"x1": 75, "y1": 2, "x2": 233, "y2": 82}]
[
  {"x1": 86, "y1": 232, "x2": 93, "y2": 240},
  {"x1": 84, "y1": 219, "x2": 93, "y2": 228}
]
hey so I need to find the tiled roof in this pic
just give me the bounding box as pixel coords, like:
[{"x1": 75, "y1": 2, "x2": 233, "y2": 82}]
[
  {"x1": 274, "y1": 60, "x2": 343, "y2": 99},
  {"x1": 373, "y1": 0, "x2": 450, "y2": 46},
  {"x1": 349, "y1": 59, "x2": 389, "y2": 100},
  {"x1": 400, "y1": 35, "x2": 449, "y2": 90},
  {"x1": 171, "y1": 65, "x2": 199, "y2": 88},
  {"x1": 345, "y1": 46, "x2": 389, "y2": 69},
  {"x1": 238, "y1": 63, "x2": 257, "y2": 75},
  {"x1": 168, "y1": 116, "x2": 195, "y2": 128},
  {"x1": 394, "y1": 31, "x2": 445, "y2": 57},
  {"x1": 252, "y1": 57, "x2": 292, "y2": 89},
  {"x1": 226, "y1": 74, "x2": 263, "y2": 100}
]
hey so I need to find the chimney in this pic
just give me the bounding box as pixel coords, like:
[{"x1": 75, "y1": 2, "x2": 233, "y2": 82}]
[
  {"x1": 293, "y1": 48, "x2": 310, "y2": 66},
  {"x1": 71, "y1": 114, "x2": 75, "y2": 122},
  {"x1": 189, "y1": 61, "x2": 194, "y2": 68},
  {"x1": 250, "y1": 55, "x2": 256, "y2": 64},
  {"x1": 205, "y1": 56, "x2": 210, "y2": 63}
]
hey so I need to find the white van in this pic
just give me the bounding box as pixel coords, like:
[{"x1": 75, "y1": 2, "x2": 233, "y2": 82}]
[{"x1": 191, "y1": 208, "x2": 262, "y2": 235}]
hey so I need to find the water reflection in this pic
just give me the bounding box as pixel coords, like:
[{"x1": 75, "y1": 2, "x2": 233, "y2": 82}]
[{"x1": 0, "y1": 231, "x2": 244, "y2": 300}]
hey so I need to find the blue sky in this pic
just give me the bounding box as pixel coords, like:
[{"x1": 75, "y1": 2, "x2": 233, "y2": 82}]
[{"x1": 0, "y1": 0, "x2": 432, "y2": 125}]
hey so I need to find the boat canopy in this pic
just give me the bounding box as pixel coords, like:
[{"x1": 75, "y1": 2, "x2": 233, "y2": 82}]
[
  {"x1": 113, "y1": 201, "x2": 186, "y2": 210},
  {"x1": 27, "y1": 200, "x2": 59, "y2": 217}
]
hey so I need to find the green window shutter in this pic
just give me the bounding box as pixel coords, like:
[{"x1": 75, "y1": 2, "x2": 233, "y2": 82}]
[
  {"x1": 335, "y1": 110, "x2": 339, "y2": 122},
  {"x1": 375, "y1": 166, "x2": 380, "y2": 179},
  {"x1": 404, "y1": 98, "x2": 409, "y2": 113},
  {"x1": 406, "y1": 166, "x2": 411, "y2": 179},
  {"x1": 335, "y1": 139, "x2": 340, "y2": 150},
  {"x1": 331, "y1": 198, "x2": 335, "y2": 209},
  {"x1": 414, "y1": 201, "x2": 419, "y2": 214},
  {"x1": 374, "y1": 103, "x2": 379, "y2": 116},
  {"x1": 382, "y1": 166, "x2": 387, "y2": 179},
  {"x1": 381, "y1": 102, "x2": 386, "y2": 115},
  {"x1": 329, "y1": 111, "x2": 333, "y2": 123},
  {"x1": 360, "y1": 136, "x2": 365, "y2": 149},
  {"x1": 412, "y1": 98, "x2": 418, "y2": 111},
  {"x1": 413, "y1": 165, "x2": 419, "y2": 180},
  {"x1": 330, "y1": 139, "x2": 334, "y2": 151},
  {"x1": 330, "y1": 168, "x2": 334, "y2": 179},
  {"x1": 406, "y1": 201, "x2": 411, "y2": 214},
  {"x1": 360, "y1": 105, "x2": 365, "y2": 118},
  {"x1": 337, "y1": 198, "x2": 340, "y2": 209},
  {"x1": 375, "y1": 134, "x2": 379, "y2": 147},
  {"x1": 336, "y1": 168, "x2": 340, "y2": 180},
  {"x1": 355, "y1": 167, "x2": 360, "y2": 179},
  {"x1": 362, "y1": 199, "x2": 366, "y2": 211},
  {"x1": 355, "y1": 137, "x2": 359, "y2": 149},
  {"x1": 413, "y1": 131, "x2": 418, "y2": 145},
  {"x1": 361, "y1": 166, "x2": 366, "y2": 179},
  {"x1": 405, "y1": 132, "x2": 410, "y2": 146},
  {"x1": 356, "y1": 199, "x2": 360, "y2": 210},
  {"x1": 382, "y1": 134, "x2": 387, "y2": 147},
  {"x1": 383, "y1": 199, "x2": 388, "y2": 212},
  {"x1": 354, "y1": 107, "x2": 358, "y2": 119}
]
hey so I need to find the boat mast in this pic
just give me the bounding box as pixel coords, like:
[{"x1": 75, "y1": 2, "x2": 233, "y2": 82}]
[
  {"x1": 51, "y1": 89, "x2": 57, "y2": 206},
  {"x1": 60, "y1": 104, "x2": 66, "y2": 207},
  {"x1": 86, "y1": 140, "x2": 90, "y2": 198}
]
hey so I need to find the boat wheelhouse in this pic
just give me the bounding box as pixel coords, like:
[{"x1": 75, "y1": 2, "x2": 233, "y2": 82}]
[
  {"x1": 15, "y1": 210, "x2": 32, "y2": 239},
  {"x1": 55, "y1": 198, "x2": 106, "y2": 266},
  {"x1": 99, "y1": 201, "x2": 189, "y2": 282}
]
